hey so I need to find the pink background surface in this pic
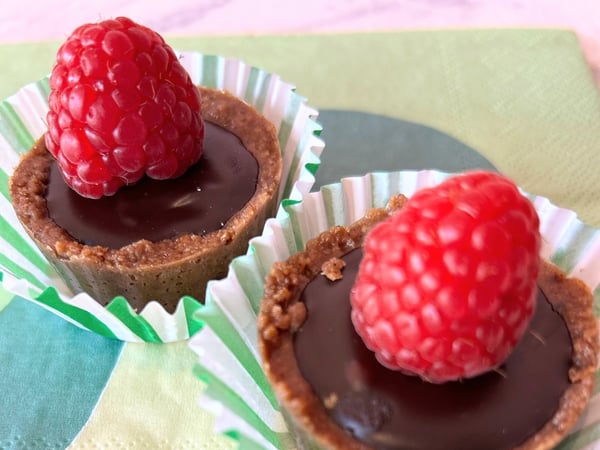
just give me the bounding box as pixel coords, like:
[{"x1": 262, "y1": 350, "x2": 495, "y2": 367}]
[{"x1": 1, "y1": 0, "x2": 599, "y2": 86}]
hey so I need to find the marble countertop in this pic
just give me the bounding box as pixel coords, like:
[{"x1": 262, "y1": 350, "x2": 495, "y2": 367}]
[{"x1": 1, "y1": 0, "x2": 599, "y2": 86}]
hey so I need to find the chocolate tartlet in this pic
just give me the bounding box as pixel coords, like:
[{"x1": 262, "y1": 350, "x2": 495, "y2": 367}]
[
  {"x1": 10, "y1": 87, "x2": 282, "y2": 312},
  {"x1": 258, "y1": 196, "x2": 598, "y2": 450}
]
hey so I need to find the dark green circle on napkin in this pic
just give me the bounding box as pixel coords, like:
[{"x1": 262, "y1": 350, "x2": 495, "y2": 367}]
[{"x1": 314, "y1": 110, "x2": 496, "y2": 189}]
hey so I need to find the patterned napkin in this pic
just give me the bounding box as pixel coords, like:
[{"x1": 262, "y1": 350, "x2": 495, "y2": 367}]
[{"x1": 0, "y1": 28, "x2": 599, "y2": 448}]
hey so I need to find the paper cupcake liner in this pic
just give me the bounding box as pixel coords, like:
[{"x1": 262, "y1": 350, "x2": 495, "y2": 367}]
[
  {"x1": 189, "y1": 170, "x2": 600, "y2": 450},
  {"x1": 0, "y1": 51, "x2": 324, "y2": 343}
]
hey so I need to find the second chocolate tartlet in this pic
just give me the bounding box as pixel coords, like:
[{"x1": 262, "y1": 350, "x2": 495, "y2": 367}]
[{"x1": 258, "y1": 194, "x2": 598, "y2": 450}]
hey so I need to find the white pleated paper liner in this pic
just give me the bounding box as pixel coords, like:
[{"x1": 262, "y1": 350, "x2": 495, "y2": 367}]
[
  {"x1": 189, "y1": 170, "x2": 600, "y2": 450},
  {"x1": 0, "y1": 51, "x2": 324, "y2": 343}
]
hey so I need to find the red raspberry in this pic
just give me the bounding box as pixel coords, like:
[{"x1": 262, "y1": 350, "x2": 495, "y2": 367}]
[
  {"x1": 350, "y1": 171, "x2": 541, "y2": 383},
  {"x1": 45, "y1": 17, "x2": 204, "y2": 198}
]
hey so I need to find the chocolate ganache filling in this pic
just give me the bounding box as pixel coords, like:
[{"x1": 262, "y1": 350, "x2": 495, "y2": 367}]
[
  {"x1": 294, "y1": 248, "x2": 573, "y2": 450},
  {"x1": 47, "y1": 121, "x2": 258, "y2": 248}
]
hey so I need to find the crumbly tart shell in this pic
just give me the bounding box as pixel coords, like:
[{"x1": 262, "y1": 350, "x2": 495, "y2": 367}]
[
  {"x1": 258, "y1": 195, "x2": 599, "y2": 450},
  {"x1": 10, "y1": 87, "x2": 282, "y2": 312}
]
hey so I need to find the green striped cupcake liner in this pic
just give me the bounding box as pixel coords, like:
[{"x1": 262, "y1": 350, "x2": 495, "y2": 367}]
[
  {"x1": 0, "y1": 51, "x2": 324, "y2": 343},
  {"x1": 189, "y1": 170, "x2": 600, "y2": 449}
]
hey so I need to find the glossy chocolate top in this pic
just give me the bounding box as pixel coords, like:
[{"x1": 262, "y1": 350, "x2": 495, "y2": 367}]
[
  {"x1": 294, "y1": 248, "x2": 572, "y2": 450},
  {"x1": 47, "y1": 122, "x2": 258, "y2": 248}
]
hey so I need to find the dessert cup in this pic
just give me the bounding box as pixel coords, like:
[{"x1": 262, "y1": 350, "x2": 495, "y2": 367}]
[
  {"x1": 189, "y1": 170, "x2": 600, "y2": 450},
  {"x1": 0, "y1": 51, "x2": 324, "y2": 342},
  {"x1": 258, "y1": 197, "x2": 596, "y2": 450},
  {"x1": 10, "y1": 87, "x2": 282, "y2": 314}
]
